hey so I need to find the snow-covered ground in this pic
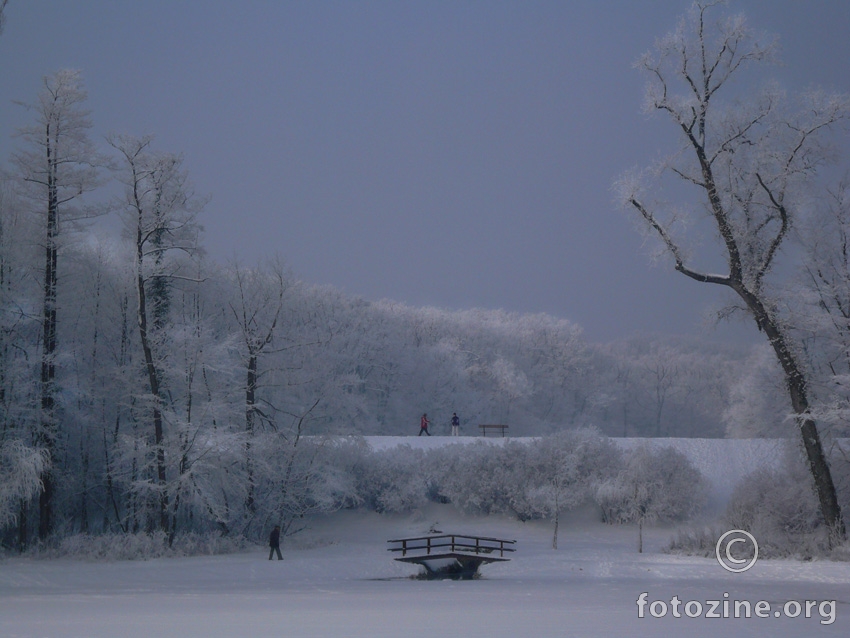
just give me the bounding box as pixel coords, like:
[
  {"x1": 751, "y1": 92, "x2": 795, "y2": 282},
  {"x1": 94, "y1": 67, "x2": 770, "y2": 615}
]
[{"x1": 1, "y1": 503, "x2": 847, "y2": 637}]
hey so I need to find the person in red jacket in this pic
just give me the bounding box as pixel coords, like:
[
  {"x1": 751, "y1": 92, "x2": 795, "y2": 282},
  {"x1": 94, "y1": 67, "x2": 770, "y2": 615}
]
[{"x1": 418, "y1": 413, "x2": 431, "y2": 436}]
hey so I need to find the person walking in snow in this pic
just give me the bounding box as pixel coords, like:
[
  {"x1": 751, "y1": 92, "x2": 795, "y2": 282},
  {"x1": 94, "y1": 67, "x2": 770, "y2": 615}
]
[
  {"x1": 269, "y1": 525, "x2": 283, "y2": 560},
  {"x1": 418, "y1": 413, "x2": 431, "y2": 436},
  {"x1": 451, "y1": 412, "x2": 460, "y2": 436}
]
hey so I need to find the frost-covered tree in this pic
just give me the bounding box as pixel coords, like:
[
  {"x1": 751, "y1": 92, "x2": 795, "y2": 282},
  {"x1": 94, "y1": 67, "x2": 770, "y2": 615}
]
[
  {"x1": 13, "y1": 69, "x2": 102, "y2": 539},
  {"x1": 798, "y1": 183, "x2": 850, "y2": 439},
  {"x1": 0, "y1": 177, "x2": 37, "y2": 442},
  {"x1": 525, "y1": 430, "x2": 620, "y2": 549},
  {"x1": 109, "y1": 134, "x2": 204, "y2": 534},
  {"x1": 723, "y1": 344, "x2": 791, "y2": 437},
  {"x1": 227, "y1": 260, "x2": 292, "y2": 512},
  {"x1": 615, "y1": 1, "x2": 848, "y2": 541},
  {"x1": 596, "y1": 335, "x2": 734, "y2": 438},
  {"x1": 596, "y1": 445, "x2": 707, "y2": 552},
  {"x1": 0, "y1": 440, "x2": 48, "y2": 528},
  {"x1": 255, "y1": 408, "x2": 355, "y2": 544}
]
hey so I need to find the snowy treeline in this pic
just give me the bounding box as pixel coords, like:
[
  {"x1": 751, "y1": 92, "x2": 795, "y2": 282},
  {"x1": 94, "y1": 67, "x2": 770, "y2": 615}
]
[
  {"x1": 23, "y1": 430, "x2": 712, "y2": 558},
  {"x1": 343, "y1": 431, "x2": 707, "y2": 551},
  {"x1": 2, "y1": 62, "x2": 850, "y2": 552},
  {"x1": 0, "y1": 71, "x2": 758, "y2": 548},
  {"x1": 303, "y1": 299, "x2": 750, "y2": 439}
]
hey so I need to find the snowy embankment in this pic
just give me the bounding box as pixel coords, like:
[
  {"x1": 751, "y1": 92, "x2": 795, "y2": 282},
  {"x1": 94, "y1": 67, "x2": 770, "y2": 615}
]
[{"x1": 365, "y1": 435, "x2": 787, "y2": 511}]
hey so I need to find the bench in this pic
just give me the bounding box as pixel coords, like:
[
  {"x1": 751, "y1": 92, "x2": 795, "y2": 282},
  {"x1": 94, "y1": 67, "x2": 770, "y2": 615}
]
[
  {"x1": 387, "y1": 533, "x2": 516, "y2": 579},
  {"x1": 479, "y1": 424, "x2": 509, "y2": 437}
]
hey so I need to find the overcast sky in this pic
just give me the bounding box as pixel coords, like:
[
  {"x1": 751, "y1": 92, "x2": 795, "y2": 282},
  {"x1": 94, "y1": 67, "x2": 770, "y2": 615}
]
[{"x1": 2, "y1": 1, "x2": 849, "y2": 343}]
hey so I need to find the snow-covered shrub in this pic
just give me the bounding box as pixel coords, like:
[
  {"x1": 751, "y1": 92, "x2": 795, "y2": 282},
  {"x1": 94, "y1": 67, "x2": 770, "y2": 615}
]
[
  {"x1": 669, "y1": 442, "x2": 850, "y2": 560},
  {"x1": 595, "y1": 445, "x2": 707, "y2": 552},
  {"x1": 520, "y1": 430, "x2": 620, "y2": 517},
  {"x1": 250, "y1": 434, "x2": 362, "y2": 542},
  {"x1": 522, "y1": 429, "x2": 622, "y2": 548},
  {"x1": 667, "y1": 525, "x2": 728, "y2": 557},
  {"x1": 54, "y1": 531, "x2": 172, "y2": 560},
  {"x1": 434, "y1": 429, "x2": 620, "y2": 533},
  {"x1": 723, "y1": 464, "x2": 827, "y2": 559},
  {"x1": 433, "y1": 440, "x2": 534, "y2": 518},
  {"x1": 595, "y1": 445, "x2": 707, "y2": 526},
  {"x1": 311, "y1": 436, "x2": 368, "y2": 511},
  {"x1": 353, "y1": 445, "x2": 431, "y2": 513}
]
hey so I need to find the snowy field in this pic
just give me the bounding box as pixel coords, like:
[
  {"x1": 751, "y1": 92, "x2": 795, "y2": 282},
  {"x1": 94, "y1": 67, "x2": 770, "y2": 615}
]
[{"x1": 1, "y1": 504, "x2": 848, "y2": 637}]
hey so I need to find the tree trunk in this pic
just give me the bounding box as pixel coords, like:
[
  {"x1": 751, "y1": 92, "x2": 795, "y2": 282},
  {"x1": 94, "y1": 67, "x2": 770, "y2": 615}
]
[
  {"x1": 638, "y1": 518, "x2": 643, "y2": 554},
  {"x1": 245, "y1": 353, "x2": 257, "y2": 512},
  {"x1": 17, "y1": 499, "x2": 27, "y2": 552},
  {"x1": 37, "y1": 149, "x2": 58, "y2": 541},
  {"x1": 136, "y1": 229, "x2": 169, "y2": 534},
  {"x1": 552, "y1": 501, "x2": 559, "y2": 550},
  {"x1": 738, "y1": 286, "x2": 846, "y2": 541}
]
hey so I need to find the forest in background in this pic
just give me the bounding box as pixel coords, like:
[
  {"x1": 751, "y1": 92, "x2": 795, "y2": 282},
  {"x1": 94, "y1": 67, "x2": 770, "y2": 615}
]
[
  {"x1": 0, "y1": 69, "x2": 780, "y2": 548},
  {"x1": 6, "y1": 1, "x2": 850, "y2": 552},
  {"x1": 0, "y1": 67, "x2": 844, "y2": 550}
]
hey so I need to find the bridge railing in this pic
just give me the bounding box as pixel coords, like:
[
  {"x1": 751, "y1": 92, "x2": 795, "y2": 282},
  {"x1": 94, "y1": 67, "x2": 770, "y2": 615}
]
[{"x1": 387, "y1": 534, "x2": 516, "y2": 558}]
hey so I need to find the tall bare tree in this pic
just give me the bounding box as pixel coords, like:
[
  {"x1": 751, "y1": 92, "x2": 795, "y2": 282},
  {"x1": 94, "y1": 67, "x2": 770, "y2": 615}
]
[
  {"x1": 13, "y1": 69, "x2": 100, "y2": 539},
  {"x1": 615, "y1": 2, "x2": 848, "y2": 540}
]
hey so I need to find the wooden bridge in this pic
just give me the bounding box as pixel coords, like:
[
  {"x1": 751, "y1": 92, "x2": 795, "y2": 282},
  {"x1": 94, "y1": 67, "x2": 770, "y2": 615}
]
[{"x1": 387, "y1": 533, "x2": 516, "y2": 579}]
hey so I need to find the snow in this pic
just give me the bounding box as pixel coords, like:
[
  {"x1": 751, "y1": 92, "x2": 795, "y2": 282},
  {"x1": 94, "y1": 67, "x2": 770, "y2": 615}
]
[
  {"x1": 1, "y1": 437, "x2": 845, "y2": 637},
  {"x1": 2, "y1": 504, "x2": 848, "y2": 637}
]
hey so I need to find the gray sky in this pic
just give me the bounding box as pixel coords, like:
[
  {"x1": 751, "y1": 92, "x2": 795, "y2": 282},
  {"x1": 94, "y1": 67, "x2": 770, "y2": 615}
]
[{"x1": 2, "y1": 1, "x2": 849, "y2": 343}]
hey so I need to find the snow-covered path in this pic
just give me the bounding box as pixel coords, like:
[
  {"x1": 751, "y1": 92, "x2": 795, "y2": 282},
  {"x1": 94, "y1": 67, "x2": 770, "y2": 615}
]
[{"x1": 1, "y1": 507, "x2": 848, "y2": 637}]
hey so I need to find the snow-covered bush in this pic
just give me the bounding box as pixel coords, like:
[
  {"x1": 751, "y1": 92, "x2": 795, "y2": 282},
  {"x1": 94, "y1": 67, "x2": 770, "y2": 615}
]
[
  {"x1": 669, "y1": 442, "x2": 850, "y2": 560},
  {"x1": 595, "y1": 445, "x2": 707, "y2": 525},
  {"x1": 724, "y1": 464, "x2": 827, "y2": 559},
  {"x1": 667, "y1": 525, "x2": 728, "y2": 557},
  {"x1": 522, "y1": 429, "x2": 622, "y2": 548},
  {"x1": 353, "y1": 445, "x2": 432, "y2": 513},
  {"x1": 344, "y1": 429, "x2": 621, "y2": 530},
  {"x1": 433, "y1": 429, "x2": 620, "y2": 539},
  {"x1": 433, "y1": 440, "x2": 533, "y2": 517},
  {"x1": 595, "y1": 445, "x2": 707, "y2": 551},
  {"x1": 251, "y1": 434, "x2": 362, "y2": 542}
]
